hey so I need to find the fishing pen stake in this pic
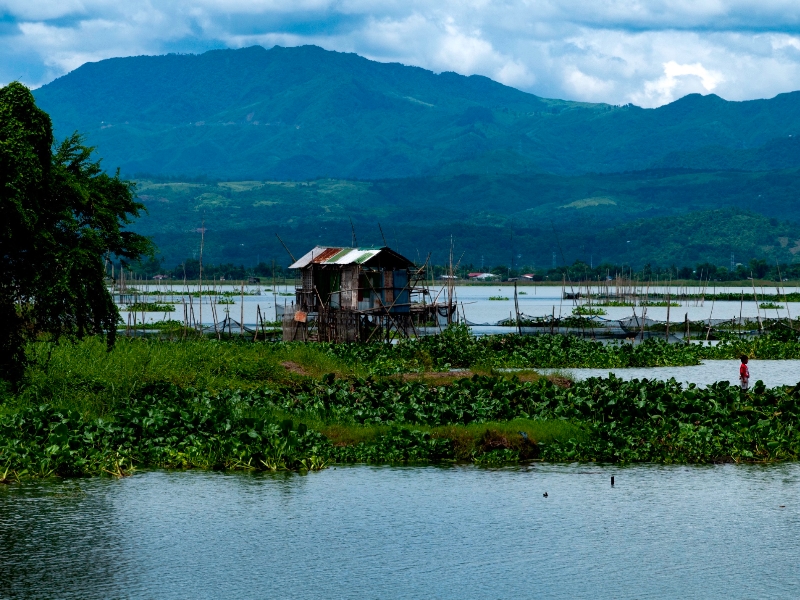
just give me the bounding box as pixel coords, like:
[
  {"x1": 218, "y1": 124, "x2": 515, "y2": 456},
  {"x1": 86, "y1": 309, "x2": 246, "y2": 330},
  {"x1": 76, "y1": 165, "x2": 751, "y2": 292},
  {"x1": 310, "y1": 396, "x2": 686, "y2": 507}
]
[{"x1": 611, "y1": 476, "x2": 615, "y2": 487}]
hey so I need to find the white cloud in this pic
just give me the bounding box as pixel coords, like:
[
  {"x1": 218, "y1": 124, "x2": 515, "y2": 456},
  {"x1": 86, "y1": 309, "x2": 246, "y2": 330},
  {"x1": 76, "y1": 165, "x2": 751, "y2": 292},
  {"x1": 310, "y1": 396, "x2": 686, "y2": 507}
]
[
  {"x1": 3, "y1": 0, "x2": 800, "y2": 105},
  {"x1": 634, "y1": 61, "x2": 725, "y2": 106},
  {"x1": 564, "y1": 68, "x2": 614, "y2": 99}
]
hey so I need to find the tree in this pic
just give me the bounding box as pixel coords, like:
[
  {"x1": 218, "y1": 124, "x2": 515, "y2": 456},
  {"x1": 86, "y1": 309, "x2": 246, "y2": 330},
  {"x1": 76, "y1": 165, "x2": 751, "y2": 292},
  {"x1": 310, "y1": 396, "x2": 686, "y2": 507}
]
[
  {"x1": 749, "y1": 258, "x2": 769, "y2": 280},
  {"x1": 0, "y1": 82, "x2": 151, "y2": 381}
]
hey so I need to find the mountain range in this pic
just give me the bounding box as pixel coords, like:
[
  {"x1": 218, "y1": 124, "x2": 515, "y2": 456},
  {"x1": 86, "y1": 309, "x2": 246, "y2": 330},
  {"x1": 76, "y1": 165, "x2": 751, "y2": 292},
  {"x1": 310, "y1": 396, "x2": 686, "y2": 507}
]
[
  {"x1": 28, "y1": 45, "x2": 800, "y2": 269},
  {"x1": 33, "y1": 45, "x2": 800, "y2": 181}
]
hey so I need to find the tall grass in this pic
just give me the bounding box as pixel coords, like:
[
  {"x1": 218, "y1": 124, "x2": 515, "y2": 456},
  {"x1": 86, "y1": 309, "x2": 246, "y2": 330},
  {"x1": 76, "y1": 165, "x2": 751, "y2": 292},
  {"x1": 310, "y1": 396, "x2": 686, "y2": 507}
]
[{"x1": 15, "y1": 337, "x2": 363, "y2": 416}]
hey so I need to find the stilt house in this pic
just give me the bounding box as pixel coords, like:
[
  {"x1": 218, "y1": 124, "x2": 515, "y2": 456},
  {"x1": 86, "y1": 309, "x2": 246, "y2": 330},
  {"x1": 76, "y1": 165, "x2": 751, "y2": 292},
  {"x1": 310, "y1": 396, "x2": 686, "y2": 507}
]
[{"x1": 283, "y1": 246, "x2": 417, "y2": 342}]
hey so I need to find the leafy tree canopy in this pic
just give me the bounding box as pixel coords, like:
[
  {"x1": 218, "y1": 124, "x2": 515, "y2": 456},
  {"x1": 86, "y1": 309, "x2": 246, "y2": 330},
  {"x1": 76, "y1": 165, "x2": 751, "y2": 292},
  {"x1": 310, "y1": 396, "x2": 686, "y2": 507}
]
[{"x1": 0, "y1": 82, "x2": 151, "y2": 381}]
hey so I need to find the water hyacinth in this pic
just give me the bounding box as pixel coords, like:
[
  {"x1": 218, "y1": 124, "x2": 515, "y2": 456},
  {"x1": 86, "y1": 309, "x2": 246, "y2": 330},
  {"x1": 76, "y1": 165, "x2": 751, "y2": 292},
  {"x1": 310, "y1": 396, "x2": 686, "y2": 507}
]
[{"x1": 3, "y1": 373, "x2": 800, "y2": 479}]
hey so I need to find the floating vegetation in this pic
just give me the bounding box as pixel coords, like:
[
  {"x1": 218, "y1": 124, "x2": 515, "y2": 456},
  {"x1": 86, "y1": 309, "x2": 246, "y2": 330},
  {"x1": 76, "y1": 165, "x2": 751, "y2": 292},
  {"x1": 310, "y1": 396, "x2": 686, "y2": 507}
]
[
  {"x1": 323, "y1": 324, "x2": 707, "y2": 372},
  {"x1": 125, "y1": 302, "x2": 175, "y2": 312},
  {"x1": 5, "y1": 369, "x2": 800, "y2": 478},
  {"x1": 118, "y1": 319, "x2": 185, "y2": 331},
  {"x1": 688, "y1": 292, "x2": 800, "y2": 302},
  {"x1": 596, "y1": 300, "x2": 634, "y2": 307},
  {"x1": 593, "y1": 299, "x2": 679, "y2": 308},
  {"x1": 489, "y1": 296, "x2": 509, "y2": 301},
  {"x1": 640, "y1": 301, "x2": 681, "y2": 307},
  {"x1": 572, "y1": 306, "x2": 607, "y2": 316},
  {"x1": 5, "y1": 325, "x2": 800, "y2": 479},
  {"x1": 760, "y1": 302, "x2": 782, "y2": 309}
]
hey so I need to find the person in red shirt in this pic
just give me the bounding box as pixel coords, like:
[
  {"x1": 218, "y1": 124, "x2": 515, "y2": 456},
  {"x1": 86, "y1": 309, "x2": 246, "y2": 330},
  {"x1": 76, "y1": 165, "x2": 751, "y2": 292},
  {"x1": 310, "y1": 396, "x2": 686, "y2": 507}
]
[{"x1": 739, "y1": 355, "x2": 750, "y2": 391}]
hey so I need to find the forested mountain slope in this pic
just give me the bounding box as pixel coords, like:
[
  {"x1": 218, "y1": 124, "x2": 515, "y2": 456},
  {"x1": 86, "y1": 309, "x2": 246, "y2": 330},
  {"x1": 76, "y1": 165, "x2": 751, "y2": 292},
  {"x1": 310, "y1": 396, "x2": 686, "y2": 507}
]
[
  {"x1": 133, "y1": 170, "x2": 800, "y2": 268},
  {"x1": 34, "y1": 45, "x2": 800, "y2": 180}
]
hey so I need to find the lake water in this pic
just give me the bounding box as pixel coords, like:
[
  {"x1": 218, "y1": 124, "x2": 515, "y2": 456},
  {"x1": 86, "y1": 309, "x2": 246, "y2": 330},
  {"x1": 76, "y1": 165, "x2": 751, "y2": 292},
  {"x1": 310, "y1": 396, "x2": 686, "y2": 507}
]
[
  {"x1": 118, "y1": 283, "x2": 800, "y2": 328},
  {"x1": 537, "y1": 359, "x2": 800, "y2": 388},
  {"x1": 2, "y1": 464, "x2": 800, "y2": 599}
]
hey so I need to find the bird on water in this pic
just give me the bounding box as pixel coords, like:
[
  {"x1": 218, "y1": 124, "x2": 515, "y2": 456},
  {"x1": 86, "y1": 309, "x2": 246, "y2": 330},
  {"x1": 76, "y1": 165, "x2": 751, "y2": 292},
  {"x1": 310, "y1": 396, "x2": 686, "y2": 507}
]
[{"x1": 543, "y1": 492, "x2": 548, "y2": 498}]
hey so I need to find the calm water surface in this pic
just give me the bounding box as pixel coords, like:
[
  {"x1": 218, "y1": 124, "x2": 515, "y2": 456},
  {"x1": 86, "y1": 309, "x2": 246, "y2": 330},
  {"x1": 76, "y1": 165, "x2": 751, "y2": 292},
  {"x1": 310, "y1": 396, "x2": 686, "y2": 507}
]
[
  {"x1": 538, "y1": 359, "x2": 800, "y2": 388},
  {"x1": 124, "y1": 283, "x2": 800, "y2": 326},
  {"x1": 2, "y1": 464, "x2": 800, "y2": 599}
]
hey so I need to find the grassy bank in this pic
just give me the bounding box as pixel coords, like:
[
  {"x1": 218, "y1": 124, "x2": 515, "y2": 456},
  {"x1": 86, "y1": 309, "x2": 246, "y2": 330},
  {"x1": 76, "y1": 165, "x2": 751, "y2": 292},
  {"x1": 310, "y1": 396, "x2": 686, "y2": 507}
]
[
  {"x1": 5, "y1": 327, "x2": 800, "y2": 478},
  {"x1": 10, "y1": 325, "x2": 800, "y2": 414},
  {"x1": 5, "y1": 325, "x2": 782, "y2": 415}
]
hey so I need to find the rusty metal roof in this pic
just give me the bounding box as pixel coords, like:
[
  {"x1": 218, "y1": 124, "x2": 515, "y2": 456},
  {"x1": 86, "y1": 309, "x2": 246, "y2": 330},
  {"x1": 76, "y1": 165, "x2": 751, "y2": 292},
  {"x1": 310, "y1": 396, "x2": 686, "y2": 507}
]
[{"x1": 289, "y1": 246, "x2": 385, "y2": 269}]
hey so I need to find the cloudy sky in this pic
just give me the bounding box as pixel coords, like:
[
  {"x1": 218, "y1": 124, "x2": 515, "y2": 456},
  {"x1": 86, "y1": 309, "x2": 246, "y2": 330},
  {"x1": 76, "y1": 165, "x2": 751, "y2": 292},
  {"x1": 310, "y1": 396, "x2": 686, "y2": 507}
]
[{"x1": 2, "y1": 0, "x2": 800, "y2": 107}]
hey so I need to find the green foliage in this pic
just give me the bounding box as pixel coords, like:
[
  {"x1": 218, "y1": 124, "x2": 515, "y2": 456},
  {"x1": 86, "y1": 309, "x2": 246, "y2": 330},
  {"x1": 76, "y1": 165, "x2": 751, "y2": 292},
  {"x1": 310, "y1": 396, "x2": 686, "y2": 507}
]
[
  {"x1": 7, "y1": 327, "x2": 800, "y2": 478},
  {"x1": 17, "y1": 336, "x2": 360, "y2": 415},
  {"x1": 324, "y1": 325, "x2": 704, "y2": 373},
  {"x1": 640, "y1": 301, "x2": 680, "y2": 307},
  {"x1": 125, "y1": 302, "x2": 175, "y2": 312},
  {"x1": 0, "y1": 82, "x2": 151, "y2": 381},
  {"x1": 573, "y1": 306, "x2": 607, "y2": 315},
  {"x1": 5, "y1": 370, "x2": 800, "y2": 478},
  {"x1": 701, "y1": 333, "x2": 800, "y2": 360},
  {"x1": 16, "y1": 328, "x2": 800, "y2": 417},
  {"x1": 132, "y1": 172, "x2": 800, "y2": 271},
  {"x1": 0, "y1": 384, "x2": 332, "y2": 477},
  {"x1": 30, "y1": 46, "x2": 800, "y2": 270},
  {"x1": 332, "y1": 428, "x2": 453, "y2": 464},
  {"x1": 538, "y1": 375, "x2": 800, "y2": 463}
]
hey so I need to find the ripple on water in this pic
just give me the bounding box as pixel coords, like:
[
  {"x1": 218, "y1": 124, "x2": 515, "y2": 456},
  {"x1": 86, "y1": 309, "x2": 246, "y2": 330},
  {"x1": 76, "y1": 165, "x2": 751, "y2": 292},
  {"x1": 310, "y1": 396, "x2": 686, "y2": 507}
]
[{"x1": 1, "y1": 465, "x2": 800, "y2": 599}]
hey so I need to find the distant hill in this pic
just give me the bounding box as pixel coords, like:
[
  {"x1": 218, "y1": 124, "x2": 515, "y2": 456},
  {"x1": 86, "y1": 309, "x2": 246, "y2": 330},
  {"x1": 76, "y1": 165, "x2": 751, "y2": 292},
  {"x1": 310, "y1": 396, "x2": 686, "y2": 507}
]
[
  {"x1": 133, "y1": 170, "x2": 800, "y2": 268},
  {"x1": 33, "y1": 45, "x2": 800, "y2": 180},
  {"x1": 652, "y1": 135, "x2": 800, "y2": 171}
]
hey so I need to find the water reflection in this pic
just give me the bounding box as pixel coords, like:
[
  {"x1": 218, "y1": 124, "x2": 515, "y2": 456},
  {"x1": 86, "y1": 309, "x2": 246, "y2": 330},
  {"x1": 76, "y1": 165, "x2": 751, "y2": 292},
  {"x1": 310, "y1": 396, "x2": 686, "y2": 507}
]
[{"x1": 2, "y1": 465, "x2": 800, "y2": 599}]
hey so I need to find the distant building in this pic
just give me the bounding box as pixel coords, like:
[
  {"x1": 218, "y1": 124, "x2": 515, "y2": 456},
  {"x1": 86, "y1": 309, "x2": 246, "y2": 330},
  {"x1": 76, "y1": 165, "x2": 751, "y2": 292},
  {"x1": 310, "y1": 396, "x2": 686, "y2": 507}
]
[
  {"x1": 283, "y1": 245, "x2": 450, "y2": 342},
  {"x1": 468, "y1": 272, "x2": 497, "y2": 280},
  {"x1": 522, "y1": 273, "x2": 536, "y2": 280},
  {"x1": 152, "y1": 274, "x2": 167, "y2": 280}
]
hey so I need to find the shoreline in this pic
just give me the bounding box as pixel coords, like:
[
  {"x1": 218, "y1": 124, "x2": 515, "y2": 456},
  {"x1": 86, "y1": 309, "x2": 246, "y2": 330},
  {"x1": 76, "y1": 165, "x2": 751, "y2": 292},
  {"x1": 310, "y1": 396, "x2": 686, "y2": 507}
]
[{"x1": 5, "y1": 328, "x2": 800, "y2": 480}]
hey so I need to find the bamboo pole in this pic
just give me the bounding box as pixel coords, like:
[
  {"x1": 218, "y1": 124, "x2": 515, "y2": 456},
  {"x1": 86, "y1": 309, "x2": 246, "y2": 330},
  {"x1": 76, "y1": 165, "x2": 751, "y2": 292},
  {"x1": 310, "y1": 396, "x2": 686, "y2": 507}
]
[
  {"x1": 272, "y1": 260, "x2": 278, "y2": 322},
  {"x1": 705, "y1": 285, "x2": 716, "y2": 342},
  {"x1": 199, "y1": 219, "x2": 205, "y2": 331},
  {"x1": 739, "y1": 292, "x2": 744, "y2": 334},
  {"x1": 639, "y1": 304, "x2": 646, "y2": 342},
  {"x1": 685, "y1": 312, "x2": 689, "y2": 343},
  {"x1": 212, "y1": 300, "x2": 220, "y2": 340},
  {"x1": 751, "y1": 273, "x2": 763, "y2": 332},
  {"x1": 665, "y1": 278, "x2": 671, "y2": 341},
  {"x1": 254, "y1": 305, "x2": 260, "y2": 342},
  {"x1": 777, "y1": 262, "x2": 792, "y2": 329}
]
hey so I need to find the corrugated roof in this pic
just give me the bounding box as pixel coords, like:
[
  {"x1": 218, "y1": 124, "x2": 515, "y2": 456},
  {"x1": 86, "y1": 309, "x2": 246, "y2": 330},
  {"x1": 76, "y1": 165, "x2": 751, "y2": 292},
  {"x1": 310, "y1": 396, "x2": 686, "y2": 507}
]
[{"x1": 289, "y1": 246, "x2": 384, "y2": 269}]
